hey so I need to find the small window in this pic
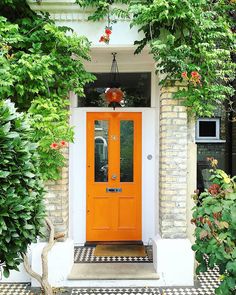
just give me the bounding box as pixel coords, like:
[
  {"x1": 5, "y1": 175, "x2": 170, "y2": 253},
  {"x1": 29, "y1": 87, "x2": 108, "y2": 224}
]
[{"x1": 196, "y1": 118, "x2": 220, "y2": 141}]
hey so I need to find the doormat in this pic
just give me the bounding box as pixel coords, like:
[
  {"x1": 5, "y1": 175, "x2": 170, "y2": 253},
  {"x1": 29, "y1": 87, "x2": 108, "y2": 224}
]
[
  {"x1": 94, "y1": 245, "x2": 146, "y2": 257},
  {"x1": 74, "y1": 246, "x2": 153, "y2": 263}
]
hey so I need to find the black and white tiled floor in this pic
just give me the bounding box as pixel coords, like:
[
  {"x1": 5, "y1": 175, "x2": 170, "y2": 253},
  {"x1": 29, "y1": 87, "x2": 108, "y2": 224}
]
[
  {"x1": 74, "y1": 246, "x2": 153, "y2": 263},
  {"x1": 71, "y1": 267, "x2": 220, "y2": 295},
  {"x1": 0, "y1": 283, "x2": 31, "y2": 294},
  {"x1": 0, "y1": 267, "x2": 220, "y2": 295},
  {"x1": 0, "y1": 248, "x2": 221, "y2": 295}
]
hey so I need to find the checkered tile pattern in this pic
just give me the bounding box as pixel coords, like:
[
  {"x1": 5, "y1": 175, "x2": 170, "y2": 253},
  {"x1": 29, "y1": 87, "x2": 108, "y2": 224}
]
[
  {"x1": 71, "y1": 287, "x2": 161, "y2": 294},
  {"x1": 0, "y1": 266, "x2": 220, "y2": 295},
  {"x1": 71, "y1": 266, "x2": 220, "y2": 295},
  {"x1": 74, "y1": 246, "x2": 153, "y2": 263},
  {"x1": 0, "y1": 283, "x2": 30, "y2": 294}
]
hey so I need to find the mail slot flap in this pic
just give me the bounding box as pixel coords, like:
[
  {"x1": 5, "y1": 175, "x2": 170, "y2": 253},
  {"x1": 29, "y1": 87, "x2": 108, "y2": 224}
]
[{"x1": 106, "y1": 188, "x2": 122, "y2": 193}]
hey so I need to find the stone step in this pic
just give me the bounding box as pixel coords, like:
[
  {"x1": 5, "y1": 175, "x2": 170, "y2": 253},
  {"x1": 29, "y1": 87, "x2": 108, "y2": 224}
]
[{"x1": 68, "y1": 263, "x2": 160, "y2": 280}]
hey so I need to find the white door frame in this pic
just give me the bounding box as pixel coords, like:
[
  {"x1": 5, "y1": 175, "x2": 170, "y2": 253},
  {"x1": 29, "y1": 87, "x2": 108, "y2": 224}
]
[
  {"x1": 69, "y1": 107, "x2": 157, "y2": 244},
  {"x1": 69, "y1": 51, "x2": 160, "y2": 244}
]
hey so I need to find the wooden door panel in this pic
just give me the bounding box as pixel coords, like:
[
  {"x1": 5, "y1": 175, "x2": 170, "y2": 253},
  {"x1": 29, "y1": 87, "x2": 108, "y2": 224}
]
[
  {"x1": 118, "y1": 197, "x2": 136, "y2": 229},
  {"x1": 86, "y1": 112, "x2": 142, "y2": 242},
  {"x1": 91, "y1": 196, "x2": 113, "y2": 230}
]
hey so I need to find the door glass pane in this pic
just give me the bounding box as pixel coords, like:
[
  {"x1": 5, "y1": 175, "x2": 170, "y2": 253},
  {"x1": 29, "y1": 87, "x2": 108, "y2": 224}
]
[
  {"x1": 95, "y1": 120, "x2": 108, "y2": 182},
  {"x1": 120, "y1": 120, "x2": 134, "y2": 182}
]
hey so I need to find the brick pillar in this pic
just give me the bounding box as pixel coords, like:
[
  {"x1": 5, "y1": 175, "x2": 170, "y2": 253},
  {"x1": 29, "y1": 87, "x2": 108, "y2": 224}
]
[
  {"x1": 44, "y1": 148, "x2": 69, "y2": 238},
  {"x1": 159, "y1": 84, "x2": 188, "y2": 238}
]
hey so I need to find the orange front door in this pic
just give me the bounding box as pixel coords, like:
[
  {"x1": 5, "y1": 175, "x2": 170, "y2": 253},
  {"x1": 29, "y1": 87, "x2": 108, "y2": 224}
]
[{"x1": 86, "y1": 112, "x2": 142, "y2": 242}]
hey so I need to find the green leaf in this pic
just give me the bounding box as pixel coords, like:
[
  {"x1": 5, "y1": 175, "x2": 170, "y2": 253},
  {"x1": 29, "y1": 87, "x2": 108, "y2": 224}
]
[
  {"x1": 23, "y1": 224, "x2": 34, "y2": 230},
  {"x1": 6, "y1": 132, "x2": 19, "y2": 138},
  {"x1": 3, "y1": 268, "x2": 10, "y2": 278},
  {"x1": 232, "y1": 248, "x2": 236, "y2": 259},
  {"x1": 226, "y1": 193, "x2": 236, "y2": 200},
  {"x1": 226, "y1": 261, "x2": 236, "y2": 274},
  {"x1": 0, "y1": 171, "x2": 10, "y2": 178},
  {"x1": 24, "y1": 172, "x2": 35, "y2": 178},
  {"x1": 191, "y1": 244, "x2": 199, "y2": 251},
  {"x1": 14, "y1": 205, "x2": 25, "y2": 211}
]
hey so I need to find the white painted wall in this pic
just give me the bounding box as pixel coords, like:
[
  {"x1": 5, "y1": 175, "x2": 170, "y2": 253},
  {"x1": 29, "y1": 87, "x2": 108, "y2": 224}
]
[
  {"x1": 153, "y1": 237, "x2": 195, "y2": 286},
  {"x1": 57, "y1": 21, "x2": 143, "y2": 47},
  {"x1": 31, "y1": 239, "x2": 74, "y2": 287},
  {"x1": 28, "y1": 1, "x2": 144, "y2": 47},
  {"x1": 1, "y1": 263, "x2": 30, "y2": 283}
]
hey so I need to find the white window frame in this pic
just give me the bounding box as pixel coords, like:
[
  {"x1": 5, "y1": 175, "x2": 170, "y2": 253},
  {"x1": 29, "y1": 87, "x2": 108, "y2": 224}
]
[{"x1": 196, "y1": 118, "x2": 220, "y2": 142}]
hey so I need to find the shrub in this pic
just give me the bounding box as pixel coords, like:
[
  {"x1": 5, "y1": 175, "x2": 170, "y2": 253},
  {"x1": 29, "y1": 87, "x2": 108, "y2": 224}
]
[
  {"x1": 0, "y1": 100, "x2": 45, "y2": 277},
  {"x1": 192, "y1": 158, "x2": 236, "y2": 295}
]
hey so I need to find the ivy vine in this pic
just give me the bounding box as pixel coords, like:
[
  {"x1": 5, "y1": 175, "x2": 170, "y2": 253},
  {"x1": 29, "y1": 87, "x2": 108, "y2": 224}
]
[
  {"x1": 77, "y1": 0, "x2": 236, "y2": 117},
  {"x1": 0, "y1": 0, "x2": 95, "y2": 180}
]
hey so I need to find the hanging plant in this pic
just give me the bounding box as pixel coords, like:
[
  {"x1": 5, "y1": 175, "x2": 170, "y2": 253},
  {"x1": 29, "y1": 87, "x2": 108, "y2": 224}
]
[
  {"x1": 99, "y1": 26, "x2": 112, "y2": 44},
  {"x1": 98, "y1": 0, "x2": 116, "y2": 44}
]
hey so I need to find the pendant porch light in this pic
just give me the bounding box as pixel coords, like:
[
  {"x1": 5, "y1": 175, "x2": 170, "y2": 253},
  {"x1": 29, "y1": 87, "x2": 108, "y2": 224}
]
[{"x1": 105, "y1": 52, "x2": 124, "y2": 109}]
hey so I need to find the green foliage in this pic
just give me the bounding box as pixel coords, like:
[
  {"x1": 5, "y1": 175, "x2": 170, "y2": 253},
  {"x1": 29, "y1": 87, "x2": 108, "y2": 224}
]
[
  {"x1": 77, "y1": 0, "x2": 236, "y2": 117},
  {"x1": 76, "y1": 0, "x2": 129, "y2": 21},
  {"x1": 0, "y1": 99, "x2": 45, "y2": 277},
  {"x1": 29, "y1": 96, "x2": 74, "y2": 180},
  {"x1": 0, "y1": 1, "x2": 95, "y2": 179},
  {"x1": 192, "y1": 160, "x2": 236, "y2": 295}
]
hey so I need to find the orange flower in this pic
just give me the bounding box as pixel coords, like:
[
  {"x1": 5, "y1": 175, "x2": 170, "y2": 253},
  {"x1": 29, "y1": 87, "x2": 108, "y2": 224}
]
[
  {"x1": 99, "y1": 36, "x2": 105, "y2": 42},
  {"x1": 60, "y1": 140, "x2": 67, "y2": 147},
  {"x1": 105, "y1": 28, "x2": 112, "y2": 35},
  {"x1": 189, "y1": 71, "x2": 202, "y2": 86},
  {"x1": 99, "y1": 34, "x2": 110, "y2": 44},
  {"x1": 181, "y1": 71, "x2": 188, "y2": 79},
  {"x1": 50, "y1": 142, "x2": 59, "y2": 149},
  {"x1": 191, "y1": 71, "x2": 199, "y2": 78}
]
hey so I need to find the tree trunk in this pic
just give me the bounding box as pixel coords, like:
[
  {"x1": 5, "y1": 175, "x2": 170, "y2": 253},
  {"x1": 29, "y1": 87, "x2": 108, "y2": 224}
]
[
  {"x1": 41, "y1": 280, "x2": 53, "y2": 295},
  {"x1": 23, "y1": 217, "x2": 64, "y2": 295}
]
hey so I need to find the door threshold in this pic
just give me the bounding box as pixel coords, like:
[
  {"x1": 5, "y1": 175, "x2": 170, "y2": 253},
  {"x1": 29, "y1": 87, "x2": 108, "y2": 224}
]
[{"x1": 85, "y1": 240, "x2": 143, "y2": 246}]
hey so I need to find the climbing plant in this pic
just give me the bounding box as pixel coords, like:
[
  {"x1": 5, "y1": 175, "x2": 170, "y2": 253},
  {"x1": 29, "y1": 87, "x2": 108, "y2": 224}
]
[
  {"x1": 0, "y1": 0, "x2": 95, "y2": 180},
  {"x1": 77, "y1": 0, "x2": 236, "y2": 117}
]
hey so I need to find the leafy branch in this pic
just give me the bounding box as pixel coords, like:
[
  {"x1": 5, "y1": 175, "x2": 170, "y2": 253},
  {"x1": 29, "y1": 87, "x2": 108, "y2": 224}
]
[
  {"x1": 0, "y1": 1, "x2": 95, "y2": 180},
  {"x1": 78, "y1": 0, "x2": 236, "y2": 117}
]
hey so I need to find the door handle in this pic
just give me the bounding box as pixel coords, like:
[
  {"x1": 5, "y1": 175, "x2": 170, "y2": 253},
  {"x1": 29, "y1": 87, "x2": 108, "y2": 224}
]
[{"x1": 111, "y1": 174, "x2": 117, "y2": 180}]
